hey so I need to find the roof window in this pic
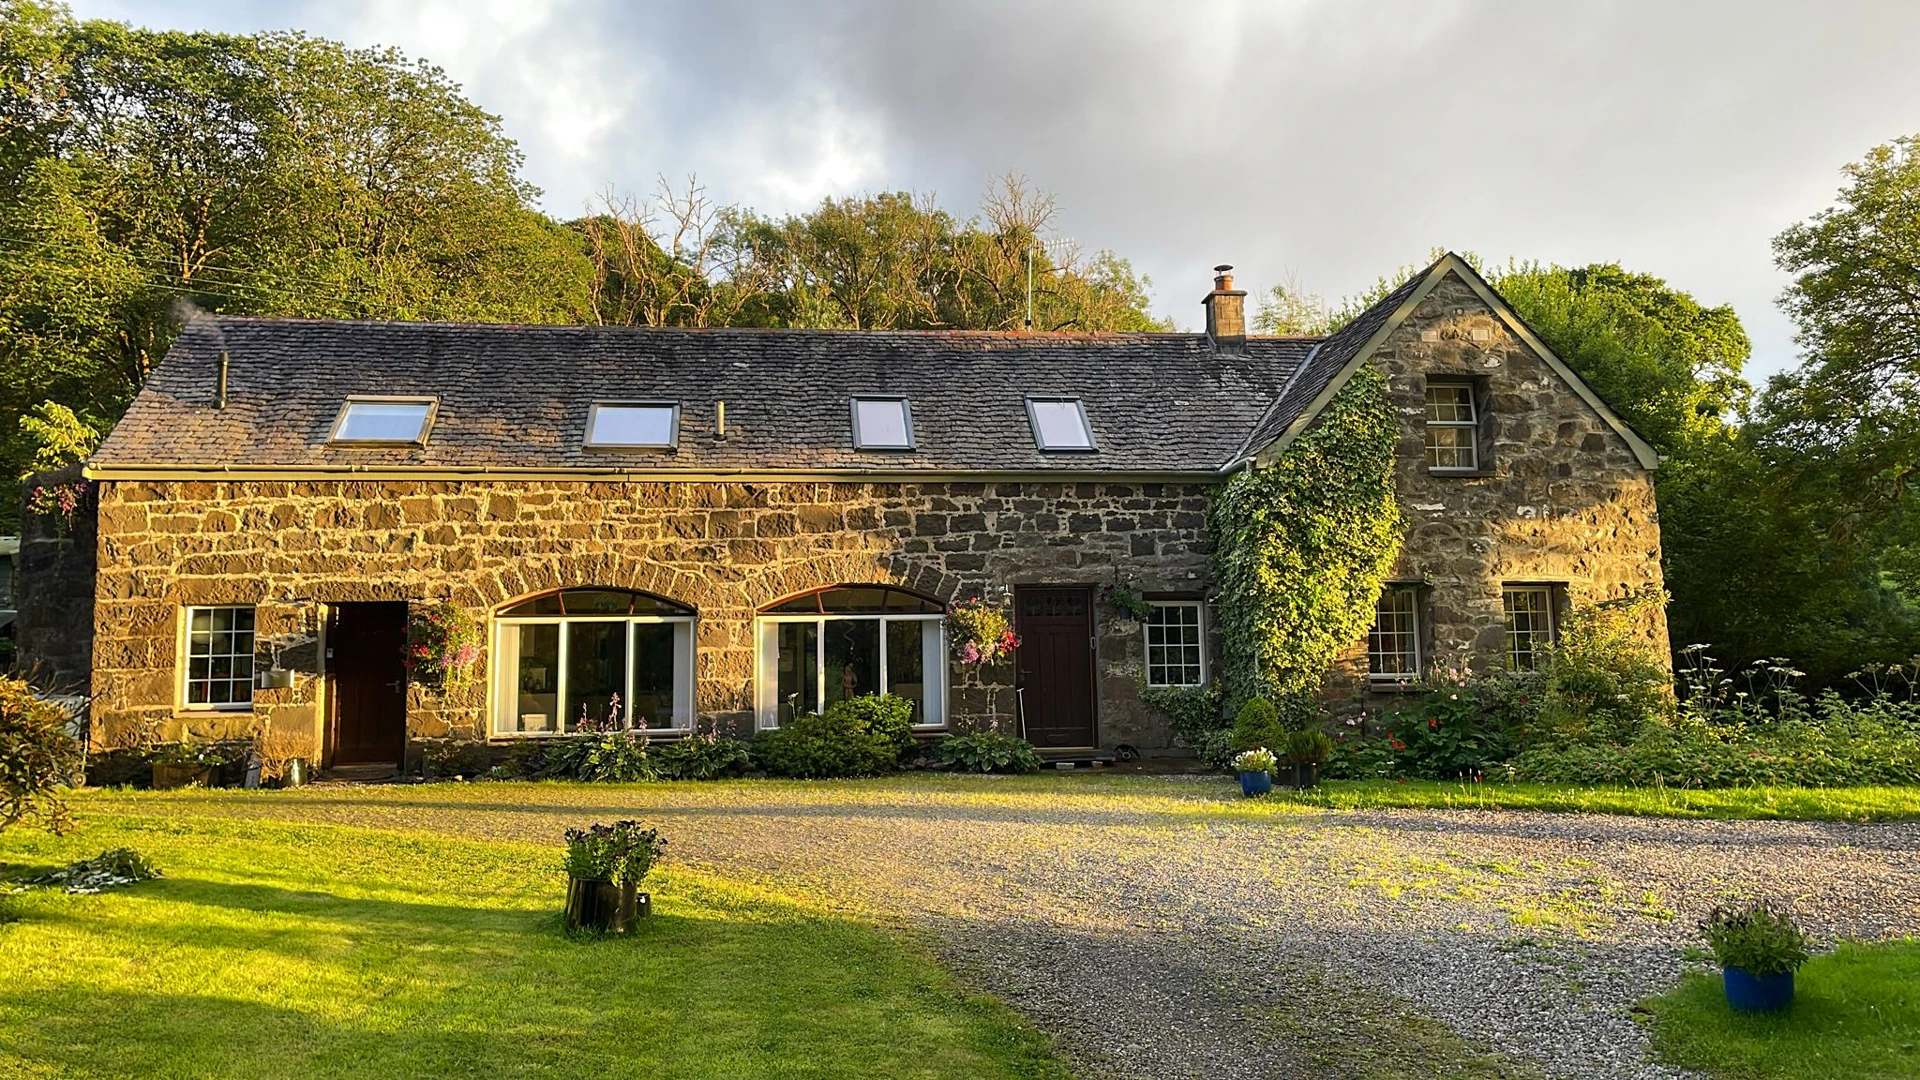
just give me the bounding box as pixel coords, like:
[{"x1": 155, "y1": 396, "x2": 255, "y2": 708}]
[
  {"x1": 1026, "y1": 397, "x2": 1096, "y2": 451},
  {"x1": 585, "y1": 402, "x2": 680, "y2": 450},
  {"x1": 329, "y1": 397, "x2": 436, "y2": 445},
  {"x1": 851, "y1": 396, "x2": 914, "y2": 450}
]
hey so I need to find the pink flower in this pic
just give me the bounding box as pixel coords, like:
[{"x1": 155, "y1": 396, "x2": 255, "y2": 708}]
[{"x1": 959, "y1": 642, "x2": 982, "y2": 664}]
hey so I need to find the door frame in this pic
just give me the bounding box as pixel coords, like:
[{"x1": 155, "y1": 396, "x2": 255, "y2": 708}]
[
  {"x1": 1013, "y1": 584, "x2": 1100, "y2": 750},
  {"x1": 324, "y1": 601, "x2": 410, "y2": 768}
]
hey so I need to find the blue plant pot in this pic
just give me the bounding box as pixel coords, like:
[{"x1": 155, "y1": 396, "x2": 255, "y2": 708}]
[
  {"x1": 1723, "y1": 967, "x2": 1794, "y2": 1012},
  {"x1": 1239, "y1": 770, "x2": 1272, "y2": 796}
]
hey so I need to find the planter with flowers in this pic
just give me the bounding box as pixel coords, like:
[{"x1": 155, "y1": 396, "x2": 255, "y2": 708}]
[
  {"x1": 949, "y1": 597, "x2": 1020, "y2": 666},
  {"x1": 563, "y1": 820, "x2": 666, "y2": 934},
  {"x1": 1701, "y1": 900, "x2": 1810, "y2": 1013},
  {"x1": 405, "y1": 602, "x2": 483, "y2": 694},
  {"x1": 1100, "y1": 582, "x2": 1154, "y2": 623},
  {"x1": 1232, "y1": 747, "x2": 1276, "y2": 796}
]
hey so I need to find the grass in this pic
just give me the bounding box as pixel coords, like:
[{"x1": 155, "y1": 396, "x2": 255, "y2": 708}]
[
  {"x1": 1643, "y1": 940, "x2": 1920, "y2": 1079},
  {"x1": 1283, "y1": 779, "x2": 1920, "y2": 822},
  {"x1": 0, "y1": 811, "x2": 1067, "y2": 1080}
]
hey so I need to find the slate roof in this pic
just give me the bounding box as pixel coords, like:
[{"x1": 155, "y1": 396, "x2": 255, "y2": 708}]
[{"x1": 92, "y1": 318, "x2": 1322, "y2": 475}]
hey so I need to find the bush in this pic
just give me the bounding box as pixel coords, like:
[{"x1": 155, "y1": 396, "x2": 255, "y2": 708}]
[
  {"x1": 753, "y1": 694, "x2": 917, "y2": 779},
  {"x1": 1506, "y1": 706, "x2": 1920, "y2": 788},
  {"x1": 650, "y1": 734, "x2": 752, "y2": 780},
  {"x1": 527, "y1": 732, "x2": 657, "y2": 782},
  {"x1": 562, "y1": 821, "x2": 665, "y2": 885},
  {"x1": 0, "y1": 678, "x2": 83, "y2": 832},
  {"x1": 1144, "y1": 682, "x2": 1227, "y2": 758},
  {"x1": 1700, "y1": 901, "x2": 1810, "y2": 976},
  {"x1": 930, "y1": 731, "x2": 1042, "y2": 774},
  {"x1": 1387, "y1": 680, "x2": 1515, "y2": 779},
  {"x1": 1230, "y1": 698, "x2": 1288, "y2": 754},
  {"x1": 1285, "y1": 728, "x2": 1333, "y2": 765},
  {"x1": 1527, "y1": 591, "x2": 1673, "y2": 748}
]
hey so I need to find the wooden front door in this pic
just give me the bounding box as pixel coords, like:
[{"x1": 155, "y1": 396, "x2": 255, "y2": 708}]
[
  {"x1": 1016, "y1": 586, "x2": 1097, "y2": 748},
  {"x1": 328, "y1": 602, "x2": 409, "y2": 767}
]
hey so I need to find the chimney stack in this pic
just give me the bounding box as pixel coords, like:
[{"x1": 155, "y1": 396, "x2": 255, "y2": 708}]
[{"x1": 1203, "y1": 264, "x2": 1246, "y2": 354}]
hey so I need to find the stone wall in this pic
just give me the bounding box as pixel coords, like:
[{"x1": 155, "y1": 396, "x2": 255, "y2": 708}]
[
  {"x1": 1325, "y1": 270, "x2": 1670, "y2": 708},
  {"x1": 88, "y1": 478, "x2": 1218, "y2": 756}
]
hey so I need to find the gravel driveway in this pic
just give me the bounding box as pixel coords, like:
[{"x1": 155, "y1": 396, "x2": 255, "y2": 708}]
[{"x1": 141, "y1": 776, "x2": 1920, "y2": 1079}]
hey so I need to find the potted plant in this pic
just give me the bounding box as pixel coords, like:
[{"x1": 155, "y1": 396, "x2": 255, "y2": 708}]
[
  {"x1": 1100, "y1": 582, "x2": 1154, "y2": 622},
  {"x1": 1232, "y1": 747, "x2": 1277, "y2": 796},
  {"x1": 948, "y1": 597, "x2": 1020, "y2": 665},
  {"x1": 563, "y1": 820, "x2": 666, "y2": 934},
  {"x1": 150, "y1": 738, "x2": 222, "y2": 789},
  {"x1": 1285, "y1": 728, "x2": 1334, "y2": 789},
  {"x1": 1700, "y1": 900, "x2": 1810, "y2": 1013},
  {"x1": 405, "y1": 602, "x2": 483, "y2": 695}
]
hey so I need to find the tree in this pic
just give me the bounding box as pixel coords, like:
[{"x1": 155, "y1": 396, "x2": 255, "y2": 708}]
[
  {"x1": 0, "y1": 676, "x2": 82, "y2": 833},
  {"x1": 1251, "y1": 277, "x2": 1333, "y2": 336},
  {"x1": 0, "y1": 2, "x2": 595, "y2": 526}
]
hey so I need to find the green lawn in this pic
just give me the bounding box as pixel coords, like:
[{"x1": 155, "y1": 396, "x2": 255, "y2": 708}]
[
  {"x1": 1280, "y1": 780, "x2": 1920, "y2": 822},
  {"x1": 0, "y1": 811, "x2": 1067, "y2": 1080},
  {"x1": 1643, "y1": 940, "x2": 1920, "y2": 1079}
]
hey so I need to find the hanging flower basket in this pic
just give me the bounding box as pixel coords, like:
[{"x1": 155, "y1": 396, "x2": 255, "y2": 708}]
[
  {"x1": 949, "y1": 597, "x2": 1019, "y2": 665},
  {"x1": 405, "y1": 602, "x2": 483, "y2": 694}
]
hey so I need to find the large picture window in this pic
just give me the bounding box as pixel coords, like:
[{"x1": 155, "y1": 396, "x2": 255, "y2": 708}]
[
  {"x1": 183, "y1": 605, "x2": 255, "y2": 709},
  {"x1": 755, "y1": 586, "x2": 947, "y2": 729},
  {"x1": 1143, "y1": 602, "x2": 1205, "y2": 688},
  {"x1": 491, "y1": 589, "x2": 695, "y2": 735},
  {"x1": 1368, "y1": 585, "x2": 1422, "y2": 681}
]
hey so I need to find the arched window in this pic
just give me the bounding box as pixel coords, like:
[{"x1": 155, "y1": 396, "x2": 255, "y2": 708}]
[
  {"x1": 755, "y1": 585, "x2": 947, "y2": 730},
  {"x1": 492, "y1": 588, "x2": 695, "y2": 736}
]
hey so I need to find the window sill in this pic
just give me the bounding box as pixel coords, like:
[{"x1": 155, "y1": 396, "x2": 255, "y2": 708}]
[
  {"x1": 1366, "y1": 679, "x2": 1423, "y2": 694},
  {"x1": 1424, "y1": 468, "x2": 1492, "y2": 479},
  {"x1": 178, "y1": 704, "x2": 256, "y2": 714}
]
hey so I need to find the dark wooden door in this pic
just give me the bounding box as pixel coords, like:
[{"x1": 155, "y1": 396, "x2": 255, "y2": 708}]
[
  {"x1": 329, "y1": 602, "x2": 409, "y2": 766},
  {"x1": 1016, "y1": 586, "x2": 1097, "y2": 748}
]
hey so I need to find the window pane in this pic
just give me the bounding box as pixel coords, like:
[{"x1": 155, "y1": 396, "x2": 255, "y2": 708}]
[
  {"x1": 1504, "y1": 588, "x2": 1554, "y2": 671},
  {"x1": 561, "y1": 589, "x2": 635, "y2": 614},
  {"x1": 821, "y1": 588, "x2": 889, "y2": 613},
  {"x1": 853, "y1": 398, "x2": 912, "y2": 448},
  {"x1": 1143, "y1": 604, "x2": 1204, "y2": 687},
  {"x1": 775, "y1": 621, "x2": 819, "y2": 723},
  {"x1": 885, "y1": 619, "x2": 930, "y2": 724},
  {"x1": 588, "y1": 404, "x2": 676, "y2": 447},
  {"x1": 335, "y1": 401, "x2": 432, "y2": 442},
  {"x1": 1423, "y1": 385, "x2": 1475, "y2": 422},
  {"x1": 1424, "y1": 426, "x2": 1477, "y2": 470},
  {"x1": 565, "y1": 621, "x2": 628, "y2": 732},
  {"x1": 824, "y1": 620, "x2": 881, "y2": 706},
  {"x1": 506, "y1": 623, "x2": 560, "y2": 733},
  {"x1": 630, "y1": 622, "x2": 679, "y2": 730},
  {"x1": 1030, "y1": 399, "x2": 1093, "y2": 450},
  {"x1": 1369, "y1": 587, "x2": 1420, "y2": 678}
]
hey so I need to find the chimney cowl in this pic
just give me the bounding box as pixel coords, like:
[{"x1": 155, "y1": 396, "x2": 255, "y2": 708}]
[{"x1": 1203, "y1": 264, "x2": 1247, "y2": 355}]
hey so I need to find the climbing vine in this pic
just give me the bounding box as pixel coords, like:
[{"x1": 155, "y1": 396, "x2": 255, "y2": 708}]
[{"x1": 1211, "y1": 365, "x2": 1404, "y2": 711}]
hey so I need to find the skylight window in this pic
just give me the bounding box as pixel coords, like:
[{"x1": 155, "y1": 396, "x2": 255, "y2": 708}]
[
  {"x1": 851, "y1": 396, "x2": 914, "y2": 450},
  {"x1": 329, "y1": 397, "x2": 436, "y2": 445},
  {"x1": 585, "y1": 402, "x2": 680, "y2": 450},
  {"x1": 1026, "y1": 397, "x2": 1096, "y2": 451}
]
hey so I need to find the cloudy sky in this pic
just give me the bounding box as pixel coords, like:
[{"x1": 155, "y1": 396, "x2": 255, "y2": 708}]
[{"x1": 74, "y1": 0, "x2": 1920, "y2": 379}]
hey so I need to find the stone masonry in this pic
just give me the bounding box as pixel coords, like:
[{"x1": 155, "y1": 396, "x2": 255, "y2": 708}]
[
  {"x1": 1325, "y1": 271, "x2": 1669, "y2": 705},
  {"x1": 86, "y1": 479, "x2": 1217, "y2": 757}
]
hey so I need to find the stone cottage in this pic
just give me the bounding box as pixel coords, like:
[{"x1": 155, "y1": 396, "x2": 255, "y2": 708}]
[{"x1": 42, "y1": 254, "x2": 1667, "y2": 771}]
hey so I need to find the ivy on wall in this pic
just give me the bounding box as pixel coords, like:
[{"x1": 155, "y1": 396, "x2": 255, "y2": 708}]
[{"x1": 1210, "y1": 365, "x2": 1405, "y2": 711}]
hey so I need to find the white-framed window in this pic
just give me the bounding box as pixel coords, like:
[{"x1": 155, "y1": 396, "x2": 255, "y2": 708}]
[
  {"x1": 329, "y1": 396, "x2": 437, "y2": 445},
  {"x1": 1502, "y1": 585, "x2": 1558, "y2": 671},
  {"x1": 755, "y1": 586, "x2": 948, "y2": 729},
  {"x1": 1423, "y1": 381, "x2": 1478, "y2": 471},
  {"x1": 490, "y1": 588, "x2": 695, "y2": 736},
  {"x1": 851, "y1": 396, "x2": 915, "y2": 450},
  {"x1": 1143, "y1": 602, "x2": 1205, "y2": 688},
  {"x1": 183, "y1": 605, "x2": 255, "y2": 709},
  {"x1": 585, "y1": 402, "x2": 680, "y2": 450},
  {"x1": 1026, "y1": 396, "x2": 1097, "y2": 451},
  {"x1": 1368, "y1": 585, "x2": 1422, "y2": 681}
]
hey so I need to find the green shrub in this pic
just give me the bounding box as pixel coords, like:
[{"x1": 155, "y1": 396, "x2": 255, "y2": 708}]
[
  {"x1": 562, "y1": 821, "x2": 665, "y2": 885},
  {"x1": 528, "y1": 732, "x2": 657, "y2": 782},
  {"x1": 650, "y1": 734, "x2": 752, "y2": 780},
  {"x1": 1285, "y1": 728, "x2": 1334, "y2": 765},
  {"x1": 0, "y1": 678, "x2": 82, "y2": 833},
  {"x1": 1527, "y1": 591, "x2": 1673, "y2": 748},
  {"x1": 753, "y1": 694, "x2": 917, "y2": 779},
  {"x1": 929, "y1": 731, "x2": 1043, "y2": 774},
  {"x1": 1700, "y1": 901, "x2": 1810, "y2": 976},
  {"x1": 1230, "y1": 697, "x2": 1288, "y2": 754},
  {"x1": 1507, "y1": 708, "x2": 1920, "y2": 788},
  {"x1": 1387, "y1": 681, "x2": 1515, "y2": 778}
]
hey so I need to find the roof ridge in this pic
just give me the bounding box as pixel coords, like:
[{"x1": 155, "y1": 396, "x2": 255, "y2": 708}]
[{"x1": 199, "y1": 314, "x2": 1232, "y2": 341}]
